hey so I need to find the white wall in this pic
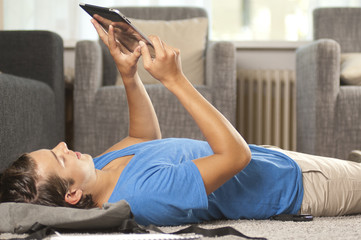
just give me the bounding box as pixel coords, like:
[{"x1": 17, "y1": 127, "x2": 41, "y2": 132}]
[
  {"x1": 0, "y1": 0, "x2": 3, "y2": 30},
  {"x1": 64, "y1": 48, "x2": 76, "y2": 84},
  {"x1": 235, "y1": 41, "x2": 309, "y2": 70}
]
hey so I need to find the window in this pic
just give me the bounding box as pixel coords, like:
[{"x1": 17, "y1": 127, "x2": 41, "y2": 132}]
[
  {"x1": 2, "y1": 0, "x2": 210, "y2": 46},
  {"x1": 2, "y1": 0, "x2": 361, "y2": 46},
  {"x1": 211, "y1": 0, "x2": 361, "y2": 41}
]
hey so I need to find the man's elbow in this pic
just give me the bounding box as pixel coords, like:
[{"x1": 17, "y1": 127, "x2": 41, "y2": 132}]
[
  {"x1": 154, "y1": 131, "x2": 162, "y2": 140},
  {"x1": 236, "y1": 144, "x2": 252, "y2": 171}
]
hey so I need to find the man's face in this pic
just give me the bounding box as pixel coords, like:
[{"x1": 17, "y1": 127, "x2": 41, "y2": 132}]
[{"x1": 29, "y1": 142, "x2": 96, "y2": 193}]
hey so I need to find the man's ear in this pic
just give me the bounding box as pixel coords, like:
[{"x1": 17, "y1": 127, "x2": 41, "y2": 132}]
[{"x1": 64, "y1": 189, "x2": 83, "y2": 205}]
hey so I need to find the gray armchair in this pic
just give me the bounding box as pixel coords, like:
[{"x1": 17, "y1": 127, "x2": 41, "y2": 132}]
[
  {"x1": 296, "y1": 8, "x2": 361, "y2": 159},
  {"x1": 0, "y1": 31, "x2": 65, "y2": 171},
  {"x1": 74, "y1": 7, "x2": 236, "y2": 156}
]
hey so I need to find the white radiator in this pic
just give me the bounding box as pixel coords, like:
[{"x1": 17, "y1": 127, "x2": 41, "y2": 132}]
[{"x1": 237, "y1": 69, "x2": 296, "y2": 151}]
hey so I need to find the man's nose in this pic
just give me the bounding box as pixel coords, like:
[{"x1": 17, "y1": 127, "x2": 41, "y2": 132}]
[{"x1": 54, "y1": 142, "x2": 69, "y2": 153}]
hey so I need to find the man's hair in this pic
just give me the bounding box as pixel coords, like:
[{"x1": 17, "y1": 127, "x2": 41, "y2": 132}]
[{"x1": 0, "y1": 153, "x2": 96, "y2": 209}]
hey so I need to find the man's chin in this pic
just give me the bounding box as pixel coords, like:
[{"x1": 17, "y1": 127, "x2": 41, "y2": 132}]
[
  {"x1": 85, "y1": 154, "x2": 95, "y2": 168},
  {"x1": 82, "y1": 153, "x2": 92, "y2": 161}
]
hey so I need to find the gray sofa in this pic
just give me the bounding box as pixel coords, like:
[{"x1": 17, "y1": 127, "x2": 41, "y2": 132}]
[
  {"x1": 0, "y1": 31, "x2": 65, "y2": 171},
  {"x1": 74, "y1": 7, "x2": 236, "y2": 156},
  {"x1": 296, "y1": 8, "x2": 361, "y2": 159}
]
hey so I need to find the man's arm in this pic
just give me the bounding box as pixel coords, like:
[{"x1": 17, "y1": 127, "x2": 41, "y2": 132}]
[
  {"x1": 91, "y1": 20, "x2": 161, "y2": 156},
  {"x1": 140, "y1": 37, "x2": 251, "y2": 195}
]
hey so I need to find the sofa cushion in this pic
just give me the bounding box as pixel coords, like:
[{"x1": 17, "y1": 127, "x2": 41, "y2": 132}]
[
  {"x1": 116, "y1": 17, "x2": 208, "y2": 85},
  {"x1": 340, "y1": 53, "x2": 361, "y2": 85}
]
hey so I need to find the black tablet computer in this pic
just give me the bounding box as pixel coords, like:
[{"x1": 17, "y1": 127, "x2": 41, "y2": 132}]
[{"x1": 80, "y1": 3, "x2": 155, "y2": 57}]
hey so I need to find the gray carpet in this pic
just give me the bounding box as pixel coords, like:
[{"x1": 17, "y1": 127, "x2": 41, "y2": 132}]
[
  {"x1": 1, "y1": 215, "x2": 360, "y2": 239},
  {"x1": 159, "y1": 215, "x2": 361, "y2": 239}
]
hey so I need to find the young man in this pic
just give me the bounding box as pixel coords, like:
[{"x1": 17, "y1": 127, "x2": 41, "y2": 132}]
[{"x1": 1, "y1": 18, "x2": 361, "y2": 226}]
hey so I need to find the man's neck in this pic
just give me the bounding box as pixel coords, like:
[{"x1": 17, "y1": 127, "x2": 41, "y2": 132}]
[{"x1": 89, "y1": 155, "x2": 134, "y2": 207}]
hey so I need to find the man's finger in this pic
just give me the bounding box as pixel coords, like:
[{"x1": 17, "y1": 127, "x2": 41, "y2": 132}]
[
  {"x1": 91, "y1": 19, "x2": 109, "y2": 47},
  {"x1": 93, "y1": 14, "x2": 112, "y2": 27},
  {"x1": 133, "y1": 46, "x2": 141, "y2": 59},
  {"x1": 108, "y1": 25, "x2": 117, "y2": 54},
  {"x1": 148, "y1": 35, "x2": 164, "y2": 58},
  {"x1": 139, "y1": 41, "x2": 152, "y2": 69}
]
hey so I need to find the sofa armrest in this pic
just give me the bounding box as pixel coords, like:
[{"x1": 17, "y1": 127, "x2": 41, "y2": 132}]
[
  {"x1": 0, "y1": 74, "x2": 56, "y2": 170},
  {"x1": 75, "y1": 41, "x2": 103, "y2": 92},
  {"x1": 0, "y1": 31, "x2": 64, "y2": 140},
  {"x1": 74, "y1": 40, "x2": 103, "y2": 153},
  {"x1": 295, "y1": 39, "x2": 341, "y2": 155},
  {"x1": 0, "y1": 31, "x2": 63, "y2": 90},
  {"x1": 205, "y1": 41, "x2": 237, "y2": 125},
  {"x1": 296, "y1": 39, "x2": 341, "y2": 105}
]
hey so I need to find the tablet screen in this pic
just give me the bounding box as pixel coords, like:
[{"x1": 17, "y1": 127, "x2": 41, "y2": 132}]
[{"x1": 80, "y1": 3, "x2": 155, "y2": 57}]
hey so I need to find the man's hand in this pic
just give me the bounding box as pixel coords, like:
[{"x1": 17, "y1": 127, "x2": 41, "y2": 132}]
[
  {"x1": 139, "y1": 36, "x2": 185, "y2": 88},
  {"x1": 91, "y1": 18, "x2": 141, "y2": 80}
]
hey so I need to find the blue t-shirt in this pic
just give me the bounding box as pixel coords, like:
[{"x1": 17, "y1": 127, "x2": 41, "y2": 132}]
[{"x1": 94, "y1": 138, "x2": 303, "y2": 226}]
